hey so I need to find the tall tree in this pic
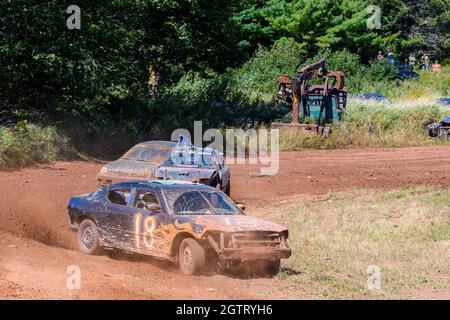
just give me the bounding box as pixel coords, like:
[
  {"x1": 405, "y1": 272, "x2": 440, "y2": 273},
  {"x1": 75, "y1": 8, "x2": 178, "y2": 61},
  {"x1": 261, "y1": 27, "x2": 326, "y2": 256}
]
[
  {"x1": 0, "y1": 0, "x2": 243, "y2": 119},
  {"x1": 235, "y1": 0, "x2": 449, "y2": 61}
]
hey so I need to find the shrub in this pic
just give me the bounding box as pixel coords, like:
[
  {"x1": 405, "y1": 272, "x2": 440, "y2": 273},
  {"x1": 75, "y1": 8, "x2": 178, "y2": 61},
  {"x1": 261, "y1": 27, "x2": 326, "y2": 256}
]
[
  {"x1": 230, "y1": 38, "x2": 305, "y2": 99},
  {"x1": 0, "y1": 121, "x2": 76, "y2": 168}
]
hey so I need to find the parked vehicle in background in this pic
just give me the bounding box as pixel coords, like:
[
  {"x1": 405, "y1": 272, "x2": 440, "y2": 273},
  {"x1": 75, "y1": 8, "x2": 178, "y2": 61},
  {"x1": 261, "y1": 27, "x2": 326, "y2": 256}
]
[
  {"x1": 428, "y1": 116, "x2": 450, "y2": 140},
  {"x1": 97, "y1": 141, "x2": 177, "y2": 186},
  {"x1": 155, "y1": 145, "x2": 231, "y2": 195},
  {"x1": 68, "y1": 180, "x2": 291, "y2": 276},
  {"x1": 390, "y1": 59, "x2": 420, "y2": 80}
]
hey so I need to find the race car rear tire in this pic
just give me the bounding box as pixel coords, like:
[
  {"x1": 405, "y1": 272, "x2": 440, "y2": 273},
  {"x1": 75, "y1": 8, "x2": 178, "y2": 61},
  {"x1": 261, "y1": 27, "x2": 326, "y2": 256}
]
[
  {"x1": 178, "y1": 238, "x2": 206, "y2": 275},
  {"x1": 77, "y1": 219, "x2": 101, "y2": 255}
]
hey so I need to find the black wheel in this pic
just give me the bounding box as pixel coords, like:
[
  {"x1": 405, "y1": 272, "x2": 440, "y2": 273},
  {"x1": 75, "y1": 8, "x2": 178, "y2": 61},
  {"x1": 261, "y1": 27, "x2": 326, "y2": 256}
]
[
  {"x1": 77, "y1": 219, "x2": 101, "y2": 255},
  {"x1": 178, "y1": 238, "x2": 206, "y2": 275}
]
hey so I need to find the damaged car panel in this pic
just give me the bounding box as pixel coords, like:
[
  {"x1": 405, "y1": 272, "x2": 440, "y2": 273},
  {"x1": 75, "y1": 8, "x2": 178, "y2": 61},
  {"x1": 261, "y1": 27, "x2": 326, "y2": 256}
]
[
  {"x1": 68, "y1": 180, "x2": 291, "y2": 275},
  {"x1": 155, "y1": 146, "x2": 231, "y2": 195},
  {"x1": 428, "y1": 116, "x2": 450, "y2": 140},
  {"x1": 97, "y1": 141, "x2": 177, "y2": 185}
]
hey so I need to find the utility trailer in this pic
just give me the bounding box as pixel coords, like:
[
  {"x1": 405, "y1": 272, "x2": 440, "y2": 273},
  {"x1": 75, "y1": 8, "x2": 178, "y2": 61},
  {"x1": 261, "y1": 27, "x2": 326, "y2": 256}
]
[{"x1": 272, "y1": 59, "x2": 348, "y2": 137}]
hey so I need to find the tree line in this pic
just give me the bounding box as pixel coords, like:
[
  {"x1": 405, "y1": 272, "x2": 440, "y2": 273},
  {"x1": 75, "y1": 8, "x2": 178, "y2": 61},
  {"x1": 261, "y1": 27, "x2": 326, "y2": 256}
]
[{"x1": 0, "y1": 0, "x2": 448, "y2": 142}]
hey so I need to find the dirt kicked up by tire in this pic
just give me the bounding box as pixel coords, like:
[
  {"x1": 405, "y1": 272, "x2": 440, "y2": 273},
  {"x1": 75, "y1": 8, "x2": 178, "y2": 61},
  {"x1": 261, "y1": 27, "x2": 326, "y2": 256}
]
[{"x1": 177, "y1": 238, "x2": 281, "y2": 277}]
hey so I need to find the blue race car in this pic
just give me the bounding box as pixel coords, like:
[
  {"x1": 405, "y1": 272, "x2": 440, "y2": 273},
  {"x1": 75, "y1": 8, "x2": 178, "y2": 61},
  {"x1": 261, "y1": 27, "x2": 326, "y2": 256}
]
[{"x1": 67, "y1": 180, "x2": 291, "y2": 275}]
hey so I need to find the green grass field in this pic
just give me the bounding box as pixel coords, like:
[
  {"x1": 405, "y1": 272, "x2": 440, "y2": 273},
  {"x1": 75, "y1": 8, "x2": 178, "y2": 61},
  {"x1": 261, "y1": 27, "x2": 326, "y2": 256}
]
[
  {"x1": 279, "y1": 99, "x2": 450, "y2": 151},
  {"x1": 255, "y1": 186, "x2": 450, "y2": 299}
]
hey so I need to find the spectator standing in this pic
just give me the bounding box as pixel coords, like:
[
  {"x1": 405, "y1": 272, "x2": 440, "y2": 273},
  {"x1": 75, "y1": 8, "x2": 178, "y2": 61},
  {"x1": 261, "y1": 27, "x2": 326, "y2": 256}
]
[
  {"x1": 386, "y1": 48, "x2": 394, "y2": 62},
  {"x1": 421, "y1": 54, "x2": 430, "y2": 71},
  {"x1": 376, "y1": 51, "x2": 384, "y2": 61},
  {"x1": 432, "y1": 60, "x2": 442, "y2": 73},
  {"x1": 408, "y1": 54, "x2": 416, "y2": 70}
]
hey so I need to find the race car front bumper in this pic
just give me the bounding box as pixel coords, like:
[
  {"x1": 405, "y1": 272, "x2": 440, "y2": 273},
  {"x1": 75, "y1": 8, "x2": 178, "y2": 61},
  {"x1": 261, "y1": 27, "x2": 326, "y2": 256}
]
[
  {"x1": 207, "y1": 232, "x2": 292, "y2": 262},
  {"x1": 219, "y1": 247, "x2": 292, "y2": 261}
]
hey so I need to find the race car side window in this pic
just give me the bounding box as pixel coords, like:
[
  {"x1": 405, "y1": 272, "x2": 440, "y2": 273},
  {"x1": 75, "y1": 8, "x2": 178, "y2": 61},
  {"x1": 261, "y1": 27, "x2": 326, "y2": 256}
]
[
  {"x1": 107, "y1": 188, "x2": 131, "y2": 206},
  {"x1": 133, "y1": 190, "x2": 162, "y2": 213}
]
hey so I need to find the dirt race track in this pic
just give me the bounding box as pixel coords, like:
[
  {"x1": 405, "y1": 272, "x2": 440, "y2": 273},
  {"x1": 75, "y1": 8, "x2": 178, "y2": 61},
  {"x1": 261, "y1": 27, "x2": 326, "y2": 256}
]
[{"x1": 1, "y1": 145, "x2": 450, "y2": 299}]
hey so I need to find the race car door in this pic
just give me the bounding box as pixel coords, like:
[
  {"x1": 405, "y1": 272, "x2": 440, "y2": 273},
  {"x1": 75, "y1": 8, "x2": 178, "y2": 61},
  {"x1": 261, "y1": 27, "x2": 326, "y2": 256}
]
[
  {"x1": 131, "y1": 188, "x2": 169, "y2": 257},
  {"x1": 100, "y1": 186, "x2": 138, "y2": 251}
]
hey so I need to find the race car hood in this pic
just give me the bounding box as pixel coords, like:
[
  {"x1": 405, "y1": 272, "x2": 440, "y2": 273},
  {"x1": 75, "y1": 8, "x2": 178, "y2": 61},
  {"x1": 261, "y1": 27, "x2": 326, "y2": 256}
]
[
  {"x1": 103, "y1": 159, "x2": 160, "y2": 178},
  {"x1": 175, "y1": 214, "x2": 288, "y2": 234},
  {"x1": 155, "y1": 166, "x2": 216, "y2": 182}
]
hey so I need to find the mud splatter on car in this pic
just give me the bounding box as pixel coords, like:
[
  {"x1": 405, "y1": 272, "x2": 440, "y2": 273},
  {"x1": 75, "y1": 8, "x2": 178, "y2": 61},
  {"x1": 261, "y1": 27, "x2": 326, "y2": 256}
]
[
  {"x1": 68, "y1": 180, "x2": 291, "y2": 275},
  {"x1": 97, "y1": 141, "x2": 176, "y2": 185}
]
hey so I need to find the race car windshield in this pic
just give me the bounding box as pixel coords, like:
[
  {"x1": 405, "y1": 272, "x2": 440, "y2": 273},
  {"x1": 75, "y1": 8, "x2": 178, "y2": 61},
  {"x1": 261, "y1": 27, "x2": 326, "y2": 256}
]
[
  {"x1": 163, "y1": 190, "x2": 242, "y2": 216},
  {"x1": 122, "y1": 146, "x2": 171, "y2": 163},
  {"x1": 166, "y1": 151, "x2": 215, "y2": 168}
]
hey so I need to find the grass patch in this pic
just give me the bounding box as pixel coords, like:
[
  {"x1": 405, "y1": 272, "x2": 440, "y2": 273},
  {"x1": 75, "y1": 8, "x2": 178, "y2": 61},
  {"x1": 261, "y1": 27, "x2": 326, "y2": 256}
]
[
  {"x1": 279, "y1": 101, "x2": 450, "y2": 150},
  {"x1": 366, "y1": 67, "x2": 450, "y2": 99},
  {"x1": 260, "y1": 186, "x2": 450, "y2": 299},
  {"x1": 0, "y1": 121, "x2": 79, "y2": 168}
]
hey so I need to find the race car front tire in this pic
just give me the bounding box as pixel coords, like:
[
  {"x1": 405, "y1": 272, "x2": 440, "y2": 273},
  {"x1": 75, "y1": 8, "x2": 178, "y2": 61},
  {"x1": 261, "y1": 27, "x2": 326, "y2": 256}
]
[
  {"x1": 77, "y1": 219, "x2": 102, "y2": 255},
  {"x1": 178, "y1": 238, "x2": 206, "y2": 275}
]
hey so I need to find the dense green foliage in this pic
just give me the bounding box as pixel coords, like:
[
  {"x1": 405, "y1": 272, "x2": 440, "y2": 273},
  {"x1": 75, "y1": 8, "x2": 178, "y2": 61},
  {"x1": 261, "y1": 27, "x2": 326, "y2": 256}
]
[
  {"x1": 0, "y1": 121, "x2": 75, "y2": 167},
  {"x1": 0, "y1": 0, "x2": 244, "y2": 125},
  {"x1": 236, "y1": 0, "x2": 449, "y2": 61},
  {"x1": 0, "y1": 0, "x2": 449, "y2": 162}
]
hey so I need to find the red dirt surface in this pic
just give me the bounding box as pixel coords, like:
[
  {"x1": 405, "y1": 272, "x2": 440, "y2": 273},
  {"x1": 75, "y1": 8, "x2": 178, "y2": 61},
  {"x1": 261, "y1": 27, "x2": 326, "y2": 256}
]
[{"x1": 1, "y1": 145, "x2": 450, "y2": 299}]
